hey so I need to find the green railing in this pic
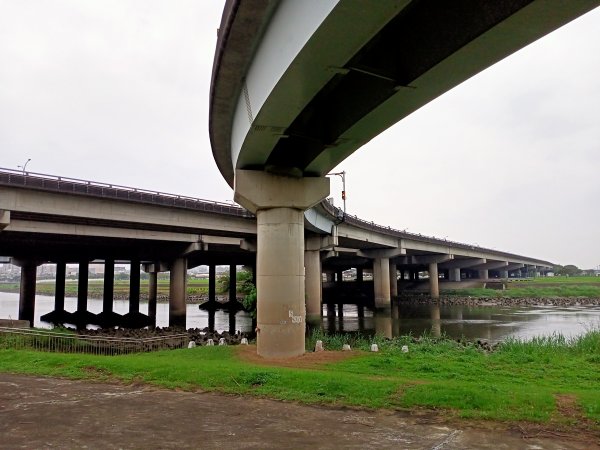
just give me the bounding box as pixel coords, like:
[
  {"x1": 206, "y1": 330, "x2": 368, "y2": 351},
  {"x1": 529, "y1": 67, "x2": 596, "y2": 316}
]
[{"x1": 0, "y1": 327, "x2": 189, "y2": 355}]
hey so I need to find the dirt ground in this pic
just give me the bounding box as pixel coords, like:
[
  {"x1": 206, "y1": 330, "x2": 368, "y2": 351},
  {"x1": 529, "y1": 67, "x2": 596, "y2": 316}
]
[{"x1": 1, "y1": 374, "x2": 598, "y2": 450}]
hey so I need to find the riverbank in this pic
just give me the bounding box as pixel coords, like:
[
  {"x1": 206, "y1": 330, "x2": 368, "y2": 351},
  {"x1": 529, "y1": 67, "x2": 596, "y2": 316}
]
[{"x1": 1, "y1": 330, "x2": 598, "y2": 432}]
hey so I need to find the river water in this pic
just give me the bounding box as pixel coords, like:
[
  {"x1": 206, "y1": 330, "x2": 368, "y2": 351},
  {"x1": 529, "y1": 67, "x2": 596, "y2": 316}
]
[{"x1": 1, "y1": 293, "x2": 599, "y2": 342}]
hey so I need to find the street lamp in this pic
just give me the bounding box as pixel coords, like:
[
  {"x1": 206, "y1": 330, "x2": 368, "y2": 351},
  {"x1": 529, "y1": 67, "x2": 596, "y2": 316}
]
[
  {"x1": 17, "y1": 158, "x2": 31, "y2": 175},
  {"x1": 326, "y1": 170, "x2": 346, "y2": 215}
]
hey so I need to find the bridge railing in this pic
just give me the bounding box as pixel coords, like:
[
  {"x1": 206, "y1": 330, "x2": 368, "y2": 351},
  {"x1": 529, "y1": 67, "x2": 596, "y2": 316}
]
[
  {"x1": 0, "y1": 327, "x2": 189, "y2": 355},
  {"x1": 0, "y1": 167, "x2": 253, "y2": 218},
  {"x1": 320, "y1": 200, "x2": 551, "y2": 265}
]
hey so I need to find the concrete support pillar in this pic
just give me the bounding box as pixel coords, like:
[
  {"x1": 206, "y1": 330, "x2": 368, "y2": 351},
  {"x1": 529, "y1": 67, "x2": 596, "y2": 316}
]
[
  {"x1": 129, "y1": 259, "x2": 140, "y2": 314},
  {"x1": 18, "y1": 262, "x2": 37, "y2": 327},
  {"x1": 169, "y1": 258, "x2": 187, "y2": 328},
  {"x1": 336, "y1": 270, "x2": 343, "y2": 286},
  {"x1": 428, "y1": 262, "x2": 440, "y2": 300},
  {"x1": 389, "y1": 264, "x2": 398, "y2": 297},
  {"x1": 478, "y1": 269, "x2": 488, "y2": 280},
  {"x1": 500, "y1": 270, "x2": 509, "y2": 279},
  {"x1": 356, "y1": 267, "x2": 363, "y2": 283},
  {"x1": 77, "y1": 261, "x2": 89, "y2": 315},
  {"x1": 55, "y1": 261, "x2": 66, "y2": 312},
  {"x1": 103, "y1": 259, "x2": 115, "y2": 314},
  {"x1": 148, "y1": 271, "x2": 157, "y2": 327},
  {"x1": 431, "y1": 305, "x2": 441, "y2": 337},
  {"x1": 304, "y1": 249, "x2": 322, "y2": 322},
  {"x1": 233, "y1": 169, "x2": 329, "y2": 358},
  {"x1": 373, "y1": 257, "x2": 391, "y2": 309},
  {"x1": 208, "y1": 264, "x2": 216, "y2": 302},
  {"x1": 229, "y1": 264, "x2": 237, "y2": 303},
  {"x1": 255, "y1": 207, "x2": 306, "y2": 357},
  {"x1": 449, "y1": 268, "x2": 461, "y2": 282},
  {"x1": 326, "y1": 272, "x2": 335, "y2": 283}
]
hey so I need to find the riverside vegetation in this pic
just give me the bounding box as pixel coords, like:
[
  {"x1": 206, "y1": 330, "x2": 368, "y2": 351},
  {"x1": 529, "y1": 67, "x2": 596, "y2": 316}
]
[{"x1": 1, "y1": 329, "x2": 598, "y2": 428}]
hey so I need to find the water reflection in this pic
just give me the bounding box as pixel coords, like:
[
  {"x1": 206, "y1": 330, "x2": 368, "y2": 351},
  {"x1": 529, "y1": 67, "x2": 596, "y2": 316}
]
[
  {"x1": 1, "y1": 293, "x2": 599, "y2": 342},
  {"x1": 320, "y1": 300, "x2": 600, "y2": 342}
]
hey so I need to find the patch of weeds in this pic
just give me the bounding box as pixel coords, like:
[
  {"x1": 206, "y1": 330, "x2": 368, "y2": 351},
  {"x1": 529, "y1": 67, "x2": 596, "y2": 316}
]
[{"x1": 238, "y1": 371, "x2": 280, "y2": 387}]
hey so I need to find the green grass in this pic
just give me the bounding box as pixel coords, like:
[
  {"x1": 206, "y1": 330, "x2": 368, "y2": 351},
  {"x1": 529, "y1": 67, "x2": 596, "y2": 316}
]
[
  {"x1": 445, "y1": 285, "x2": 600, "y2": 298},
  {"x1": 1, "y1": 330, "x2": 599, "y2": 425},
  {"x1": 525, "y1": 276, "x2": 600, "y2": 285}
]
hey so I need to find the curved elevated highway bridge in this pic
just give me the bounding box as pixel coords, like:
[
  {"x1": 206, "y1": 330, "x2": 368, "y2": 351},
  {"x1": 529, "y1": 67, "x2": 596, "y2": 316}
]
[{"x1": 209, "y1": 1, "x2": 597, "y2": 356}]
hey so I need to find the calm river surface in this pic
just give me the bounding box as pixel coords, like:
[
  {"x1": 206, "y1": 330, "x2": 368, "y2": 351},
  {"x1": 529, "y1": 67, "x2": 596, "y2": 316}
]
[{"x1": 1, "y1": 293, "x2": 599, "y2": 342}]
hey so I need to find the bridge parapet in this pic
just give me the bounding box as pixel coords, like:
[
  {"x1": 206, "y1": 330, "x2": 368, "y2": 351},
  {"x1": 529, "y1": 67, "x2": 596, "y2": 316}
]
[{"x1": 0, "y1": 168, "x2": 252, "y2": 218}]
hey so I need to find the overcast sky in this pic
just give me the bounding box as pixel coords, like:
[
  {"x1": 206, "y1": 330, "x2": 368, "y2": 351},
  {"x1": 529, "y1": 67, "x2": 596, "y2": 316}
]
[{"x1": 1, "y1": 1, "x2": 599, "y2": 269}]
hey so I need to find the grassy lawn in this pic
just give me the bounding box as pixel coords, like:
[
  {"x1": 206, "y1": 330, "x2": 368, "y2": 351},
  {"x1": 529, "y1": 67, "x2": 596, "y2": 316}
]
[
  {"x1": 1, "y1": 330, "x2": 598, "y2": 426},
  {"x1": 445, "y1": 285, "x2": 600, "y2": 298}
]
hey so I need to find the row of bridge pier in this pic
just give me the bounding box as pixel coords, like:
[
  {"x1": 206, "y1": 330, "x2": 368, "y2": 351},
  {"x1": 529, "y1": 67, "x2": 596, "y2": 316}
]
[{"x1": 11, "y1": 255, "x2": 542, "y2": 329}]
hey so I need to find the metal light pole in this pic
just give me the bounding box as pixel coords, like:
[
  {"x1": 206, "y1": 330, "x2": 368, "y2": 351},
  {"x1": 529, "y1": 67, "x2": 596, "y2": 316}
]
[
  {"x1": 17, "y1": 158, "x2": 31, "y2": 175},
  {"x1": 327, "y1": 170, "x2": 346, "y2": 215}
]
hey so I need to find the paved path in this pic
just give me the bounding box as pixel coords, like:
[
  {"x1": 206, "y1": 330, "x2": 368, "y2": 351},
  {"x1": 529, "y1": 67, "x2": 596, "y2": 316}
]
[{"x1": 0, "y1": 374, "x2": 596, "y2": 449}]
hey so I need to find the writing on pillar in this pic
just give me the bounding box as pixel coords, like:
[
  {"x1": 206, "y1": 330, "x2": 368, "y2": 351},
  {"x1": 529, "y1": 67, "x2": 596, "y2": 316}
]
[{"x1": 288, "y1": 310, "x2": 303, "y2": 324}]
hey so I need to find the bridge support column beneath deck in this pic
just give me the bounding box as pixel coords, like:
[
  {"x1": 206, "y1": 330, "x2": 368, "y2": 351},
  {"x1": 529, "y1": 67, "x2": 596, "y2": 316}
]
[
  {"x1": 234, "y1": 169, "x2": 329, "y2": 358},
  {"x1": 208, "y1": 264, "x2": 216, "y2": 303},
  {"x1": 148, "y1": 271, "x2": 157, "y2": 327},
  {"x1": 103, "y1": 259, "x2": 114, "y2": 315},
  {"x1": 305, "y1": 248, "x2": 322, "y2": 323},
  {"x1": 500, "y1": 270, "x2": 509, "y2": 279},
  {"x1": 229, "y1": 264, "x2": 237, "y2": 303},
  {"x1": 478, "y1": 269, "x2": 489, "y2": 280},
  {"x1": 77, "y1": 261, "x2": 89, "y2": 329},
  {"x1": 129, "y1": 259, "x2": 140, "y2": 314},
  {"x1": 55, "y1": 261, "x2": 66, "y2": 313},
  {"x1": 449, "y1": 268, "x2": 461, "y2": 282},
  {"x1": 429, "y1": 262, "x2": 440, "y2": 300},
  {"x1": 373, "y1": 257, "x2": 391, "y2": 309},
  {"x1": 18, "y1": 262, "x2": 37, "y2": 327},
  {"x1": 389, "y1": 264, "x2": 398, "y2": 297},
  {"x1": 169, "y1": 258, "x2": 187, "y2": 328}
]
